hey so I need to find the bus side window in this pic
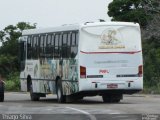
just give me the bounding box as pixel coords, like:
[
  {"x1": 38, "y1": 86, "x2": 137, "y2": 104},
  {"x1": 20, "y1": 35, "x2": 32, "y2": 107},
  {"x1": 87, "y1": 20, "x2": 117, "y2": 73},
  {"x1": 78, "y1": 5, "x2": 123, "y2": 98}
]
[
  {"x1": 36, "y1": 36, "x2": 39, "y2": 58},
  {"x1": 33, "y1": 36, "x2": 39, "y2": 59},
  {"x1": 67, "y1": 33, "x2": 71, "y2": 58},
  {"x1": 51, "y1": 34, "x2": 55, "y2": 57},
  {"x1": 76, "y1": 32, "x2": 79, "y2": 46},
  {"x1": 40, "y1": 35, "x2": 43, "y2": 58},
  {"x1": 62, "y1": 33, "x2": 67, "y2": 45},
  {"x1": 30, "y1": 36, "x2": 34, "y2": 59},
  {"x1": 37, "y1": 35, "x2": 40, "y2": 58},
  {"x1": 71, "y1": 33, "x2": 76, "y2": 46},
  {"x1": 67, "y1": 33, "x2": 71, "y2": 46},
  {"x1": 44, "y1": 35, "x2": 47, "y2": 56},
  {"x1": 59, "y1": 33, "x2": 62, "y2": 57},
  {"x1": 54, "y1": 34, "x2": 60, "y2": 58},
  {"x1": 47, "y1": 34, "x2": 51, "y2": 47},
  {"x1": 70, "y1": 32, "x2": 78, "y2": 58},
  {"x1": 27, "y1": 36, "x2": 32, "y2": 59},
  {"x1": 46, "y1": 34, "x2": 53, "y2": 58},
  {"x1": 71, "y1": 46, "x2": 78, "y2": 58},
  {"x1": 62, "y1": 33, "x2": 68, "y2": 58}
]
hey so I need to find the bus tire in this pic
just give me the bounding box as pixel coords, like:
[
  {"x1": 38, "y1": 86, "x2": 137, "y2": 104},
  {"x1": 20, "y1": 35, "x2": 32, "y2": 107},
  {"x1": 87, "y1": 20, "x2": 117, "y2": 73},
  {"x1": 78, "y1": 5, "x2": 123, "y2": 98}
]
[
  {"x1": 56, "y1": 80, "x2": 65, "y2": 103},
  {"x1": 30, "y1": 83, "x2": 40, "y2": 101},
  {"x1": 0, "y1": 84, "x2": 4, "y2": 102},
  {"x1": 0, "y1": 93, "x2": 4, "y2": 102},
  {"x1": 102, "y1": 95, "x2": 112, "y2": 103},
  {"x1": 112, "y1": 99, "x2": 121, "y2": 103},
  {"x1": 102, "y1": 94, "x2": 121, "y2": 103}
]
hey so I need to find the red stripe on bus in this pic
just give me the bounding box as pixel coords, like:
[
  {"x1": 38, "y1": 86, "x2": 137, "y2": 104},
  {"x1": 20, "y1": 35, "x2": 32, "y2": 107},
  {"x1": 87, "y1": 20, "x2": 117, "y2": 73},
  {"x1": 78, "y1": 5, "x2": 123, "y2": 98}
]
[{"x1": 80, "y1": 51, "x2": 141, "y2": 54}]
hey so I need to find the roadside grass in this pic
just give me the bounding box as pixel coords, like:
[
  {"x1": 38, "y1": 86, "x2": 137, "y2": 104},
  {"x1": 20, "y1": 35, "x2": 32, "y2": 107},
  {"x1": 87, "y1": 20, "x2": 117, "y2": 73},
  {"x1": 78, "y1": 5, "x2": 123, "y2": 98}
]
[
  {"x1": 142, "y1": 84, "x2": 160, "y2": 94},
  {"x1": 5, "y1": 72, "x2": 20, "y2": 91}
]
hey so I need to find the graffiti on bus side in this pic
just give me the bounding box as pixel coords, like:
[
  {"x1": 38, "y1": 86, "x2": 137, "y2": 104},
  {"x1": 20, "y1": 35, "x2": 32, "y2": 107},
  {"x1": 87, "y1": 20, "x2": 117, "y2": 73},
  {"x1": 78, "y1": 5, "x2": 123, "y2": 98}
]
[{"x1": 39, "y1": 59, "x2": 79, "y2": 95}]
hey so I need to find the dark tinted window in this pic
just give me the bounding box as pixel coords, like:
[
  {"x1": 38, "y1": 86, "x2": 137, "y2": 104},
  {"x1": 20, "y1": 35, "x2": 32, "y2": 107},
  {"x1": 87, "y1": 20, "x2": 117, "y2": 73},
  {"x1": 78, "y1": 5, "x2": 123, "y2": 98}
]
[
  {"x1": 40, "y1": 35, "x2": 46, "y2": 58},
  {"x1": 32, "y1": 36, "x2": 39, "y2": 59},
  {"x1": 63, "y1": 34, "x2": 67, "y2": 45},
  {"x1": 27, "y1": 36, "x2": 32, "y2": 59},
  {"x1": 26, "y1": 31, "x2": 79, "y2": 59},
  {"x1": 46, "y1": 34, "x2": 53, "y2": 58},
  {"x1": 70, "y1": 32, "x2": 78, "y2": 58},
  {"x1": 54, "y1": 34, "x2": 60, "y2": 58},
  {"x1": 67, "y1": 33, "x2": 71, "y2": 46},
  {"x1": 71, "y1": 33, "x2": 76, "y2": 46},
  {"x1": 61, "y1": 33, "x2": 68, "y2": 58}
]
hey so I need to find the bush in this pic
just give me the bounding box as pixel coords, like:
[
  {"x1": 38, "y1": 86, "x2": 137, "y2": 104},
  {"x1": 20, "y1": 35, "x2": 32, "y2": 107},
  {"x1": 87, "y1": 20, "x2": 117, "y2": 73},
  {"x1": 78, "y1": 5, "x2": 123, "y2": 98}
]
[
  {"x1": 5, "y1": 72, "x2": 20, "y2": 91},
  {"x1": 143, "y1": 84, "x2": 160, "y2": 94}
]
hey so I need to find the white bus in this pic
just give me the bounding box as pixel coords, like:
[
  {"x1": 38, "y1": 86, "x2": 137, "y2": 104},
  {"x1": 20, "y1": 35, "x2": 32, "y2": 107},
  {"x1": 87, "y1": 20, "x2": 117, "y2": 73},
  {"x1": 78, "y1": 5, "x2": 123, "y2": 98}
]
[{"x1": 19, "y1": 22, "x2": 143, "y2": 103}]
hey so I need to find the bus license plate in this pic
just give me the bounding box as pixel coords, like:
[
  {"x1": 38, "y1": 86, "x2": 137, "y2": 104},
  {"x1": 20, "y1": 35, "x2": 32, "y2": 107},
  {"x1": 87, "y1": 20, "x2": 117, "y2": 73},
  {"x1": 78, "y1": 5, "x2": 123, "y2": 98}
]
[{"x1": 107, "y1": 84, "x2": 118, "y2": 88}]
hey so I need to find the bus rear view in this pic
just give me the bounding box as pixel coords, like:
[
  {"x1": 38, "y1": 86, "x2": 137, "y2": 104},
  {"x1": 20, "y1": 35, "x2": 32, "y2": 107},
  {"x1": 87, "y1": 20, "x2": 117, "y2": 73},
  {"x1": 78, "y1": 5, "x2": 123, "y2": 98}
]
[{"x1": 79, "y1": 22, "x2": 143, "y2": 102}]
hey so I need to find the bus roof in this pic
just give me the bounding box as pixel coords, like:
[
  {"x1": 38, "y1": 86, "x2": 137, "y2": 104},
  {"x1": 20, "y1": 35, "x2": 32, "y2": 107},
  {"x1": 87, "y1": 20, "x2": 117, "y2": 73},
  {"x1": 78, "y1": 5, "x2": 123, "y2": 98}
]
[
  {"x1": 22, "y1": 22, "x2": 139, "y2": 36},
  {"x1": 22, "y1": 24, "x2": 80, "y2": 35}
]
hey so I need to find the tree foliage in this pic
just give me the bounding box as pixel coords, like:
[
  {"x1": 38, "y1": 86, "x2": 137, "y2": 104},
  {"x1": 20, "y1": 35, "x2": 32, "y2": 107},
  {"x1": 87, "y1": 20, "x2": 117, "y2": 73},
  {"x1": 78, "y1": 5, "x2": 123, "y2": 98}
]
[
  {"x1": 143, "y1": 37, "x2": 160, "y2": 87},
  {"x1": 108, "y1": 0, "x2": 160, "y2": 27},
  {"x1": 108, "y1": 0, "x2": 160, "y2": 90},
  {"x1": 0, "y1": 22, "x2": 36, "y2": 77}
]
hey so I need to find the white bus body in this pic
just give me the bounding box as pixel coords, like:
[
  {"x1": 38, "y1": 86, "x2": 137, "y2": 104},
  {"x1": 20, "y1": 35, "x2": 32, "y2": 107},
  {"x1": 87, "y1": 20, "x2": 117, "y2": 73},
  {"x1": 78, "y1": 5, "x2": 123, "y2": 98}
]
[{"x1": 19, "y1": 22, "x2": 143, "y2": 103}]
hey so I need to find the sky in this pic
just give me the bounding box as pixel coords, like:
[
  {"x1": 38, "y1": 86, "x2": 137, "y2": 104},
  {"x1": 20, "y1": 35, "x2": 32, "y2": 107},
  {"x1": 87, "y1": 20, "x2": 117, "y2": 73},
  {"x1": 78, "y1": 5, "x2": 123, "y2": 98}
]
[{"x1": 0, "y1": 0, "x2": 112, "y2": 30}]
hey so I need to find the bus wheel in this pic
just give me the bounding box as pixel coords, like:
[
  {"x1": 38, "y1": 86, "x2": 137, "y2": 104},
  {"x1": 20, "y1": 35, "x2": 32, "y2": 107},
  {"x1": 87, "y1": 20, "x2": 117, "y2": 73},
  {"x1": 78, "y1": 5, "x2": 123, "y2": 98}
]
[
  {"x1": 30, "y1": 83, "x2": 40, "y2": 101},
  {"x1": 0, "y1": 84, "x2": 4, "y2": 102},
  {"x1": 102, "y1": 95, "x2": 112, "y2": 103},
  {"x1": 56, "y1": 80, "x2": 65, "y2": 103},
  {"x1": 112, "y1": 99, "x2": 121, "y2": 103},
  {"x1": 102, "y1": 94, "x2": 121, "y2": 103}
]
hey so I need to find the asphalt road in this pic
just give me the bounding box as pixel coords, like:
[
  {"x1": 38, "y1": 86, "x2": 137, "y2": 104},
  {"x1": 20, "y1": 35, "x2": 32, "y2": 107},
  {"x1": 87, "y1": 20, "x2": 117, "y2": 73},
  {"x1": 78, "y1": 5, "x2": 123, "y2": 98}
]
[{"x1": 0, "y1": 92, "x2": 160, "y2": 120}]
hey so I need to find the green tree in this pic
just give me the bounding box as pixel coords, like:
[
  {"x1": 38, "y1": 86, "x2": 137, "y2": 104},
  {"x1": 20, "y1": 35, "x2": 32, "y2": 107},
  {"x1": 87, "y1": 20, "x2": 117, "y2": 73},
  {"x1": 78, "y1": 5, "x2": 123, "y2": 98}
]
[
  {"x1": 108, "y1": 0, "x2": 157, "y2": 26},
  {"x1": 0, "y1": 22, "x2": 36, "y2": 56},
  {"x1": 0, "y1": 22, "x2": 36, "y2": 77}
]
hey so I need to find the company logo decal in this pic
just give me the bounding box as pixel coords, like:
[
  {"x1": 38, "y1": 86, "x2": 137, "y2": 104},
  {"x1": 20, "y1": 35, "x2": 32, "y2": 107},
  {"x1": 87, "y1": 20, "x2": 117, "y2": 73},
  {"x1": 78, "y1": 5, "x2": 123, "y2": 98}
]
[{"x1": 99, "y1": 28, "x2": 125, "y2": 49}]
